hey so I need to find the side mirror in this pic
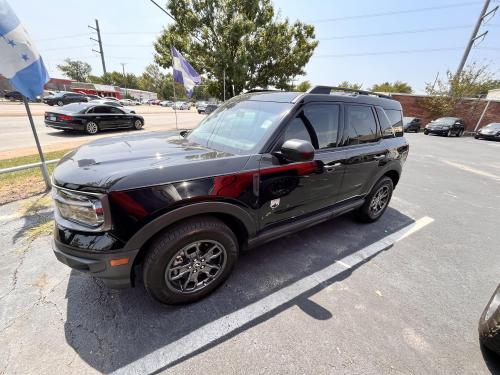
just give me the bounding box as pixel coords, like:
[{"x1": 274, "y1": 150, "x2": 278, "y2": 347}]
[{"x1": 280, "y1": 139, "x2": 315, "y2": 162}]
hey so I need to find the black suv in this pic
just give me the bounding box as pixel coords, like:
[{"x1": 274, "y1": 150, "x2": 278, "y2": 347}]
[
  {"x1": 43, "y1": 92, "x2": 88, "y2": 106},
  {"x1": 51, "y1": 86, "x2": 409, "y2": 304}
]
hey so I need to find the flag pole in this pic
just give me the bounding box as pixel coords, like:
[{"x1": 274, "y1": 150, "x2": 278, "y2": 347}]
[
  {"x1": 23, "y1": 97, "x2": 51, "y2": 190},
  {"x1": 170, "y1": 45, "x2": 178, "y2": 130}
]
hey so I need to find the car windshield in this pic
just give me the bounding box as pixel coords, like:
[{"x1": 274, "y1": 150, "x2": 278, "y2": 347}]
[
  {"x1": 403, "y1": 117, "x2": 415, "y2": 124},
  {"x1": 188, "y1": 99, "x2": 292, "y2": 154},
  {"x1": 485, "y1": 123, "x2": 500, "y2": 129},
  {"x1": 433, "y1": 118, "x2": 456, "y2": 125}
]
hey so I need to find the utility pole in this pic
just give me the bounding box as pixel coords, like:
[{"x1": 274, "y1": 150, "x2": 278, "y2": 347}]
[
  {"x1": 89, "y1": 19, "x2": 107, "y2": 74},
  {"x1": 120, "y1": 62, "x2": 127, "y2": 98},
  {"x1": 455, "y1": 0, "x2": 498, "y2": 77}
]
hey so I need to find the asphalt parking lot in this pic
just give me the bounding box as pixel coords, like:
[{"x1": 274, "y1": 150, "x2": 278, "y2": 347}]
[{"x1": 1, "y1": 132, "x2": 499, "y2": 374}]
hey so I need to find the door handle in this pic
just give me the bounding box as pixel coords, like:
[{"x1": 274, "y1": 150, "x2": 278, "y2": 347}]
[
  {"x1": 324, "y1": 162, "x2": 342, "y2": 172},
  {"x1": 373, "y1": 154, "x2": 386, "y2": 161}
]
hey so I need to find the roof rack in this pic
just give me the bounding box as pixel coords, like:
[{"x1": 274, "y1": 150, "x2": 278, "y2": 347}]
[
  {"x1": 245, "y1": 89, "x2": 282, "y2": 93},
  {"x1": 306, "y1": 85, "x2": 394, "y2": 100}
]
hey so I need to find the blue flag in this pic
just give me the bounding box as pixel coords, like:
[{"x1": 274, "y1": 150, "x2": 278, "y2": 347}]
[
  {"x1": 171, "y1": 47, "x2": 201, "y2": 97},
  {"x1": 0, "y1": 0, "x2": 49, "y2": 99}
]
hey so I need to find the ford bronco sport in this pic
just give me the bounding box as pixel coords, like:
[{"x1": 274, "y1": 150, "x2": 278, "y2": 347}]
[{"x1": 51, "y1": 86, "x2": 409, "y2": 304}]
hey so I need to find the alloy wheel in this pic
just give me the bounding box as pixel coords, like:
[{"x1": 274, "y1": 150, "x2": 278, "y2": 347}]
[
  {"x1": 86, "y1": 122, "x2": 98, "y2": 134},
  {"x1": 165, "y1": 240, "x2": 227, "y2": 294},
  {"x1": 134, "y1": 120, "x2": 143, "y2": 130},
  {"x1": 369, "y1": 185, "x2": 390, "y2": 216}
]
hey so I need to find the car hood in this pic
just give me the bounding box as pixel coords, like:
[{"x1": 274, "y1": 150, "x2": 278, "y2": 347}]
[{"x1": 53, "y1": 131, "x2": 244, "y2": 192}]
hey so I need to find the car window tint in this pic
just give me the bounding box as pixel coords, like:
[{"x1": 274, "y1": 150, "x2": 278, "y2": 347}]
[
  {"x1": 109, "y1": 107, "x2": 124, "y2": 114},
  {"x1": 93, "y1": 106, "x2": 112, "y2": 114},
  {"x1": 384, "y1": 109, "x2": 404, "y2": 135},
  {"x1": 376, "y1": 107, "x2": 395, "y2": 139},
  {"x1": 302, "y1": 105, "x2": 340, "y2": 149},
  {"x1": 344, "y1": 105, "x2": 379, "y2": 145},
  {"x1": 282, "y1": 117, "x2": 312, "y2": 145}
]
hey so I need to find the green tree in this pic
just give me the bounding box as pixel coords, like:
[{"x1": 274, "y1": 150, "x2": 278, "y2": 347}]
[
  {"x1": 138, "y1": 64, "x2": 166, "y2": 93},
  {"x1": 422, "y1": 63, "x2": 499, "y2": 117},
  {"x1": 57, "y1": 58, "x2": 92, "y2": 82},
  {"x1": 154, "y1": 0, "x2": 318, "y2": 100},
  {"x1": 337, "y1": 81, "x2": 363, "y2": 90},
  {"x1": 89, "y1": 71, "x2": 140, "y2": 89},
  {"x1": 370, "y1": 81, "x2": 412, "y2": 93},
  {"x1": 295, "y1": 80, "x2": 311, "y2": 92}
]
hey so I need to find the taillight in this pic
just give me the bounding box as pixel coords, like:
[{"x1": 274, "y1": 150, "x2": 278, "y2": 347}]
[{"x1": 58, "y1": 114, "x2": 73, "y2": 121}]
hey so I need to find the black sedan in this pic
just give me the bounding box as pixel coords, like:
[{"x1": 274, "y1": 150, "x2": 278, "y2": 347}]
[
  {"x1": 424, "y1": 117, "x2": 465, "y2": 137},
  {"x1": 403, "y1": 117, "x2": 422, "y2": 132},
  {"x1": 475, "y1": 123, "x2": 500, "y2": 141},
  {"x1": 44, "y1": 103, "x2": 144, "y2": 135},
  {"x1": 4, "y1": 90, "x2": 23, "y2": 101},
  {"x1": 43, "y1": 92, "x2": 88, "y2": 106}
]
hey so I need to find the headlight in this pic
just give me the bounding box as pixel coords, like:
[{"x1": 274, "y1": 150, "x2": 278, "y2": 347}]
[{"x1": 52, "y1": 187, "x2": 111, "y2": 231}]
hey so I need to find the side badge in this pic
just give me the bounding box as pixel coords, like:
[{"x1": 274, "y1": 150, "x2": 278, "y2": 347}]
[{"x1": 270, "y1": 198, "x2": 280, "y2": 209}]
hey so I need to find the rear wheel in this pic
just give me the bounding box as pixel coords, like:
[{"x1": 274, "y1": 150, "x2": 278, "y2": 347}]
[
  {"x1": 479, "y1": 285, "x2": 500, "y2": 355},
  {"x1": 356, "y1": 177, "x2": 393, "y2": 223},
  {"x1": 133, "y1": 119, "x2": 143, "y2": 130},
  {"x1": 85, "y1": 121, "x2": 99, "y2": 135},
  {"x1": 143, "y1": 216, "x2": 239, "y2": 304}
]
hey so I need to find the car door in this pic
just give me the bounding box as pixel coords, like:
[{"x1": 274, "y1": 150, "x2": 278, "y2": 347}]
[
  {"x1": 90, "y1": 106, "x2": 114, "y2": 129},
  {"x1": 258, "y1": 103, "x2": 346, "y2": 231},
  {"x1": 337, "y1": 104, "x2": 387, "y2": 202},
  {"x1": 109, "y1": 107, "x2": 131, "y2": 127}
]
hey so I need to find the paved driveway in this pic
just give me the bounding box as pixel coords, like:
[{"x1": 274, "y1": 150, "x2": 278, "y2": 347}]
[{"x1": 1, "y1": 133, "x2": 499, "y2": 374}]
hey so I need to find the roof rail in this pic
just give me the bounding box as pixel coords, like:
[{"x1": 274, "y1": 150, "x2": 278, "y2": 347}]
[
  {"x1": 306, "y1": 85, "x2": 394, "y2": 100},
  {"x1": 245, "y1": 89, "x2": 282, "y2": 93}
]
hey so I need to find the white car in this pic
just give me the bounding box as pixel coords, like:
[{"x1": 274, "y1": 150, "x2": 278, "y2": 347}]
[{"x1": 173, "y1": 101, "x2": 191, "y2": 110}]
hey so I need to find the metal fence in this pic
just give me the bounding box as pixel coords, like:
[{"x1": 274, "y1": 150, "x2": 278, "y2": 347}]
[{"x1": 0, "y1": 159, "x2": 60, "y2": 175}]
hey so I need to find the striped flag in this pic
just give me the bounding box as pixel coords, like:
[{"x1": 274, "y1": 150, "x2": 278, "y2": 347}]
[
  {"x1": 171, "y1": 47, "x2": 201, "y2": 97},
  {"x1": 0, "y1": 0, "x2": 49, "y2": 99}
]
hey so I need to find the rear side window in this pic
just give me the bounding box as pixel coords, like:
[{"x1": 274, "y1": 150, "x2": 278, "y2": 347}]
[
  {"x1": 91, "y1": 106, "x2": 112, "y2": 114},
  {"x1": 375, "y1": 107, "x2": 395, "y2": 139},
  {"x1": 343, "y1": 105, "x2": 379, "y2": 145},
  {"x1": 384, "y1": 109, "x2": 404, "y2": 136}
]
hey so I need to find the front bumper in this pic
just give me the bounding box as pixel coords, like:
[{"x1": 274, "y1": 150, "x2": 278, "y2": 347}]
[
  {"x1": 476, "y1": 133, "x2": 500, "y2": 140},
  {"x1": 425, "y1": 128, "x2": 449, "y2": 135},
  {"x1": 52, "y1": 238, "x2": 139, "y2": 288}
]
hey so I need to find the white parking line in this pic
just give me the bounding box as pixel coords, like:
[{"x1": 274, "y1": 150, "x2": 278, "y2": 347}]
[{"x1": 111, "y1": 216, "x2": 434, "y2": 375}]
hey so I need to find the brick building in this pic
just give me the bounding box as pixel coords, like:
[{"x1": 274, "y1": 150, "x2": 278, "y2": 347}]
[{"x1": 392, "y1": 93, "x2": 500, "y2": 131}]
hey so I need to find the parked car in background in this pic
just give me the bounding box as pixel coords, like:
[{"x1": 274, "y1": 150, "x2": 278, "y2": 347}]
[
  {"x1": 89, "y1": 99, "x2": 136, "y2": 113},
  {"x1": 85, "y1": 94, "x2": 102, "y2": 101},
  {"x1": 120, "y1": 99, "x2": 140, "y2": 106},
  {"x1": 474, "y1": 123, "x2": 500, "y2": 141},
  {"x1": 424, "y1": 117, "x2": 465, "y2": 137},
  {"x1": 205, "y1": 103, "x2": 219, "y2": 115},
  {"x1": 50, "y1": 86, "x2": 408, "y2": 304},
  {"x1": 196, "y1": 101, "x2": 207, "y2": 114},
  {"x1": 44, "y1": 102, "x2": 144, "y2": 135},
  {"x1": 149, "y1": 99, "x2": 161, "y2": 105},
  {"x1": 4, "y1": 90, "x2": 23, "y2": 101},
  {"x1": 403, "y1": 117, "x2": 422, "y2": 132},
  {"x1": 173, "y1": 101, "x2": 191, "y2": 110},
  {"x1": 102, "y1": 96, "x2": 119, "y2": 101},
  {"x1": 160, "y1": 100, "x2": 173, "y2": 107},
  {"x1": 43, "y1": 92, "x2": 88, "y2": 106}
]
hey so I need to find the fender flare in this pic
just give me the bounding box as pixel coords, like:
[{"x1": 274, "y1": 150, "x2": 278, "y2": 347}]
[
  {"x1": 366, "y1": 162, "x2": 402, "y2": 194},
  {"x1": 122, "y1": 201, "x2": 257, "y2": 252}
]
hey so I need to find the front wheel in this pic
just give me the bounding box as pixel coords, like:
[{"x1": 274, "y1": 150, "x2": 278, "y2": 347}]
[
  {"x1": 356, "y1": 177, "x2": 393, "y2": 223},
  {"x1": 57, "y1": 100, "x2": 64, "y2": 106},
  {"x1": 133, "y1": 119, "x2": 143, "y2": 130},
  {"x1": 85, "y1": 121, "x2": 99, "y2": 135},
  {"x1": 479, "y1": 284, "x2": 500, "y2": 355},
  {"x1": 446, "y1": 130, "x2": 452, "y2": 137},
  {"x1": 424, "y1": 130, "x2": 429, "y2": 135},
  {"x1": 457, "y1": 129, "x2": 464, "y2": 137},
  {"x1": 143, "y1": 216, "x2": 239, "y2": 304}
]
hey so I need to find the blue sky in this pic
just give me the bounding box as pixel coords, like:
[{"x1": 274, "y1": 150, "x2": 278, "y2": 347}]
[{"x1": 9, "y1": 0, "x2": 500, "y2": 93}]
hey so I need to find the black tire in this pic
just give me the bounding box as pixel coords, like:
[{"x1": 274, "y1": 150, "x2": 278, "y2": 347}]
[
  {"x1": 356, "y1": 176, "x2": 393, "y2": 223},
  {"x1": 475, "y1": 135, "x2": 480, "y2": 139},
  {"x1": 133, "y1": 119, "x2": 143, "y2": 130},
  {"x1": 143, "y1": 216, "x2": 239, "y2": 304},
  {"x1": 414, "y1": 128, "x2": 420, "y2": 133},
  {"x1": 57, "y1": 100, "x2": 64, "y2": 106},
  {"x1": 479, "y1": 284, "x2": 500, "y2": 355},
  {"x1": 457, "y1": 129, "x2": 464, "y2": 137},
  {"x1": 424, "y1": 130, "x2": 429, "y2": 135},
  {"x1": 446, "y1": 129, "x2": 452, "y2": 137},
  {"x1": 85, "y1": 121, "x2": 99, "y2": 135}
]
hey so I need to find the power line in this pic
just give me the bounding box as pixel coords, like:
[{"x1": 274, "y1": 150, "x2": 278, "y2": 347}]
[
  {"x1": 312, "y1": 1, "x2": 482, "y2": 23},
  {"x1": 313, "y1": 46, "x2": 500, "y2": 58},
  {"x1": 319, "y1": 25, "x2": 475, "y2": 40}
]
